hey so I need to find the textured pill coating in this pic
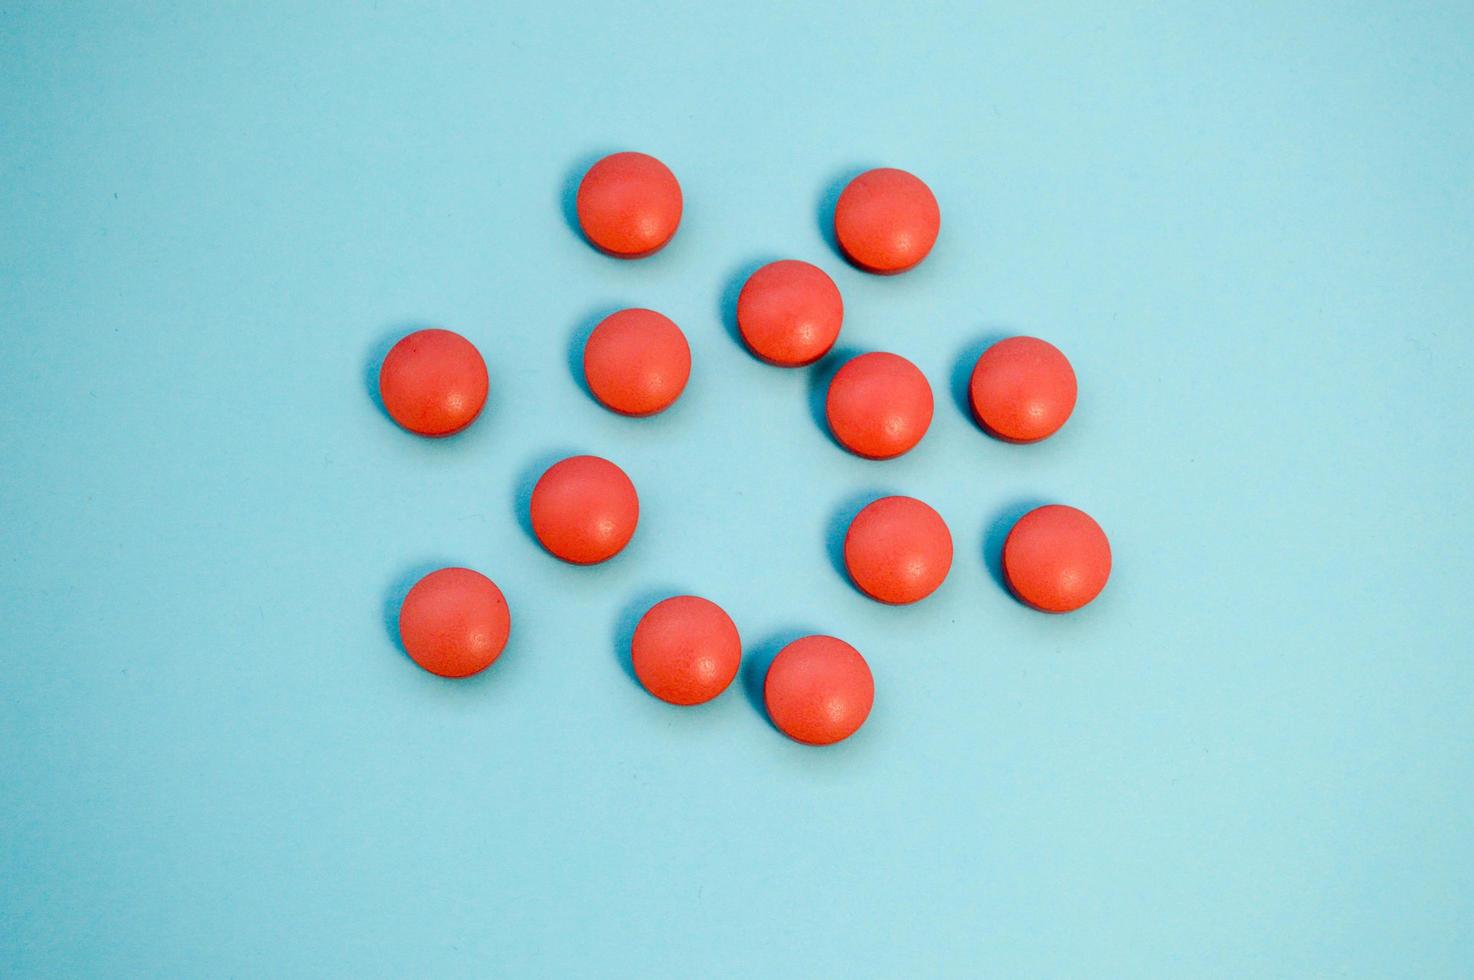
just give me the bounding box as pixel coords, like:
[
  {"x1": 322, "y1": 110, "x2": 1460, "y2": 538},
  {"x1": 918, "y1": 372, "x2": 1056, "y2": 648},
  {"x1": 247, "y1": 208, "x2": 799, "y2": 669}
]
[
  {"x1": 631, "y1": 595, "x2": 742, "y2": 705},
  {"x1": 378, "y1": 329, "x2": 488, "y2": 436},
  {"x1": 824, "y1": 351, "x2": 934, "y2": 459},
  {"x1": 397, "y1": 567, "x2": 511, "y2": 677},
  {"x1": 833, "y1": 168, "x2": 940, "y2": 274},
  {"x1": 764, "y1": 635, "x2": 874, "y2": 745},
  {"x1": 1002, "y1": 504, "x2": 1112, "y2": 613},
  {"x1": 969, "y1": 336, "x2": 1078, "y2": 443},
  {"x1": 575, "y1": 151, "x2": 683, "y2": 258},
  {"x1": 844, "y1": 496, "x2": 953, "y2": 604},
  {"x1": 735, "y1": 260, "x2": 844, "y2": 367},
  {"x1": 583, "y1": 308, "x2": 691, "y2": 416},
  {"x1": 530, "y1": 455, "x2": 639, "y2": 564}
]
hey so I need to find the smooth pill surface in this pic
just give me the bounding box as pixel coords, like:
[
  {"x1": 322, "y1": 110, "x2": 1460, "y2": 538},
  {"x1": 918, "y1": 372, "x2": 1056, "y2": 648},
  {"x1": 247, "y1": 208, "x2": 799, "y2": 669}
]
[
  {"x1": 529, "y1": 455, "x2": 639, "y2": 564},
  {"x1": 575, "y1": 151, "x2": 682, "y2": 258},
  {"x1": 764, "y1": 635, "x2": 874, "y2": 745},
  {"x1": 844, "y1": 496, "x2": 953, "y2": 604},
  {"x1": 583, "y1": 308, "x2": 691, "y2": 416},
  {"x1": 736, "y1": 259, "x2": 844, "y2": 366},
  {"x1": 378, "y1": 329, "x2": 488, "y2": 436},
  {"x1": 397, "y1": 567, "x2": 511, "y2": 677},
  {"x1": 833, "y1": 167, "x2": 940, "y2": 274},
  {"x1": 969, "y1": 336, "x2": 1078, "y2": 442},
  {"x1": 1002, "y1": 504, "x2": 1112, "y2": 613},
  {"x1": 631, "y1": 595, "x2": 742, "y2": 705},
  {"x1": 824, "y1": 351, "x2": 934, "y2": 459}
]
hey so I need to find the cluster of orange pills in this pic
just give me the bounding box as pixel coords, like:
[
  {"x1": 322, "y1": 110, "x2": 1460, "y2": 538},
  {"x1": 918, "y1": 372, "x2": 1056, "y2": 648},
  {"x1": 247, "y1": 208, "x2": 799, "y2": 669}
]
[{"x1": 374, "y1": 150, "x2": 1111, "y2": 747}]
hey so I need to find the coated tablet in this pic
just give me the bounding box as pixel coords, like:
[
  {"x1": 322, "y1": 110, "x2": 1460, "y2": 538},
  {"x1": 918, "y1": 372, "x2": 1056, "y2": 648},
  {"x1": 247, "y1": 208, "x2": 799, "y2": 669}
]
[
  {"x1": 763, "y1": 635, "x2": 874, "y2": 745},
  {"x1": 844, "y1": 496, "x2": 953, "y2": 604},
  {"x1": 529, "y1": 455, "x2": 639, "y2": 564},
  {"x1": 583, "y1": 308, "x2": 691, "y2": 416},
  {"x1": 833, "y1": 168, "x2": 940, "y2": 274},
  {"x1": 378, "y1": 329, "x2": 488, "y2": 436},
  {"x1": 575, "y1": 151, "x2": 682, "y2": 258},
  {"x1": 735, "y1": 259, "x2": 844, "y2": 367},
  {"x1": 631, "y1": 595, "x2": 741, "y2": 705},
  {"x1": 824, "y1": 351, "x2": 933, "y2": 459},
  {"x1": 969, "y1": 337, "x2": 1077, "y2": 443},
  {"x1": 1002, "y1": 505, "x2": 1111, "y2": 612},
  {"x1": 397, "y1": 567, "x2": 510, "y2": 677}
]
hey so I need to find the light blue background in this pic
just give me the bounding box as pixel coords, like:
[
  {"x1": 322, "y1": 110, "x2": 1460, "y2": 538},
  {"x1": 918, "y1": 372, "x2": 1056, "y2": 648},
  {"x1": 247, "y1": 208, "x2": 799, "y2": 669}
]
[{"x1": 3, "y1": 2, "x2": 1472, "y2": 976}]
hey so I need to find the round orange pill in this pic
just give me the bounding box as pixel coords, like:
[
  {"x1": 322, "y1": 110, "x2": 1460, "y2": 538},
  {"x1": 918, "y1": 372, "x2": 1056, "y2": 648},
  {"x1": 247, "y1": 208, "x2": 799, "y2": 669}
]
[
  {"x1": 397, "y1": 567, "x2": 510, "y2": 677},
  {"x1": 378, "y1": 328, "x2": 488, "y2": 436},
  {"x1": 1002, "y1": 505, "x2": 1112, "y2": 613},
  {"x1": 824, "y1": 351, "x2": 934, "y2": 459},
  {"x1": 764, "y1": 635, "x2": 874, "y2": 746},
  {"x1": 843, "y1": 496, "x2": 953, "y2": 604},
  {"x1": 969, "y1": 337, "x2": 1078, "y2": 443},
  {"x1": 529, "y1": 455, "x2": 639, "y2": 564},
  {"x1": 582, "y1": 308, "x2": 691, "y2": 416},
  {"x1": 575, "y1": 151, "x2": 683, "y2": 258},
  {"x1": 735, "y1": 259, "x2": 844, "y2": 367},
  {"x1": 833, "y1": 168, "x2": 940, "y2": 274},
  {"x1": 631, "y1": 595, "x2": 742, "y2": 705}
]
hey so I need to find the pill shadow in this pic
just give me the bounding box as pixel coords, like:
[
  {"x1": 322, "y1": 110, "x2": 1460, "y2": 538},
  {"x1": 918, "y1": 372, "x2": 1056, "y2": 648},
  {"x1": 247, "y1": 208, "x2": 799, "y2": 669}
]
[
  {"x1": 611, "y1": 586, "x2": 687, "y2": 690},
  {"x1": 566, "y1": 305, "x2": 626, "y2": 402},
  {"x1": 982, "y1": 498, "x2": 1051, "y2": 595},
  {"x1": 740, "y1": 627, "x2": 817, "y2": 731},
  {"x1": 948, "y1": 331, "x2": 1012, "y2": 424},
  {"x1": 510, "y1": 447, "x2": 583, "y2": 547},
  {"x1": 381, "y1": 559, "x2": 461, "y2": 660},
  {"x1": 815, "y1": 166, "x2": 869, "y2": 259},
  {"x1": 717, "y1": 255, "x2": 783, "y2": 356},
  {"x1": 363, "y1": 323, "x2": 435, "y2": 421},
  {"x1": 805, "y1": 345, "x2": 864, "y2": 452},
  {"x1": 559, "y1": 150, "x2": 616, "y2": 243},
  {"x1": 824, "y1": 488, "x2": 892, "y2": 587}
]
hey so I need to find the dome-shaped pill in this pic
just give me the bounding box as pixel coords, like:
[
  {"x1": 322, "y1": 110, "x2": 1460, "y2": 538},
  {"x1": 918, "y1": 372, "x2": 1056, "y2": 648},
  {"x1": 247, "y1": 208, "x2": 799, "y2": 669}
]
[
  {"x1": 575, "y1": 151, "x2": 683, "y2": 258},
  {"x1": 583, "y1": 308, "x2": 691, "y2": 416},
  {"x1": 397, "y1": 567, "x2": 511, "y2": 677},
  {"x1": 833, "y1": 168, "x2": 940, "y2": 274},
  {"x1": 631, "y1": 595, "x2": 742, "y2": 705},
  {"x1": 969, "y1": 337, "x2": 1077, "y2": 442},
  {"x1": 763, "y1": 635, "x2": 874, "y2": 745},
  {"x1": 1002, "y1": 505, "x2": 1111, "y2": 612},
  {"x1": 843, "y1": 496, "x2": 953, "y2": 604},
  {"x1": 824, "y1": 351, "x2": 933, "y2": 459},
  {"x1": 529, "y1": 455, "x2": 639, "y2": 564},
  {"x1": 378, "y1": 329, "x2": 488, "y2": 436},
  {"x1": 735, "y1": 260, "x2": 844, "y2": 367}
]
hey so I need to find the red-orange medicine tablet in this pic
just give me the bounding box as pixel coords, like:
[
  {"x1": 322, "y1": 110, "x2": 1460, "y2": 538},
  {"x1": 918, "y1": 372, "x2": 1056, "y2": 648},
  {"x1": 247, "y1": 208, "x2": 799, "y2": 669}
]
[
  {"x1": 825, "y1": 351, "x2": 934, "y2": 459},
  {"x1": 378, "y1": 328, "x2": 488, "y2": 436},
  {"x1": 735, "y1": 260, "x2": 844, "y2": 366},
  {"x1": 631, "y1": 595, "x2": 742, "y2": 705},
  {"x1": 833, "y1": 168, "x2": 940, "y2": 274},
  {"x1": 529, "y1": 455, "x2": 639, "y2": 564},
  {"x1": 583, "y1": 308, "x2": 691, "y2": 415},
  {"x1": 397, "y1": 567, "x2": 511, "y2": 677},
  {"x1": 969, "y1": 337, "x2": 1078, "y2": 442},
  {"x1": 764, "y1": 635, "x2": 874, "y2": 746},
  {"x1": 575, "y1": 151, "x2": 682, "y2": 258},
  {"x1": 844, "y1": 496, "x2": 953, "y2": 604},
  {"x1": 1002, "y1": 505, "x2": 1112, "y2": 613}
]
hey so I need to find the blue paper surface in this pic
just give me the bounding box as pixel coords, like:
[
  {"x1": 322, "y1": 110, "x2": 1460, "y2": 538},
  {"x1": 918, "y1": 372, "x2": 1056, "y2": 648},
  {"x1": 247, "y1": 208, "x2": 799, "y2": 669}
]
[{"x1": 3, "y1": 2, "x2": 1472, "y2": 975}]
